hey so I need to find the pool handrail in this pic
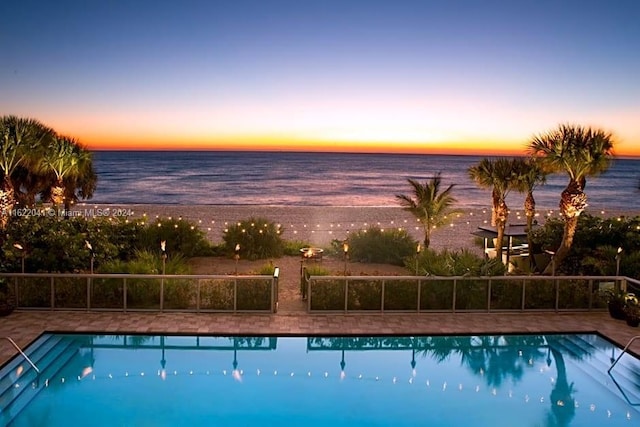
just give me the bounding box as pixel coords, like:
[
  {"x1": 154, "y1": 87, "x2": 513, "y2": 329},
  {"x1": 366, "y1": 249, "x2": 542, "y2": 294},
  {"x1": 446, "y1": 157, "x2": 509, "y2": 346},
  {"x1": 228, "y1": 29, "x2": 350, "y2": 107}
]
[
  {"x1": 608, "y1": 335, "x2": 640, "y2": 374},
  {"x1": 2, "y1": 336, "x2": 40, "y2": 374}
]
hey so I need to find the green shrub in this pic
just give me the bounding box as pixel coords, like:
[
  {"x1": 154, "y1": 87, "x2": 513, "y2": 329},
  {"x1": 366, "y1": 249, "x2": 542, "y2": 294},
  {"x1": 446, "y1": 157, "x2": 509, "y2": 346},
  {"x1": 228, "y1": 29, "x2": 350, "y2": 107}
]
[
  {"x1": 411, "y1": 248, "x2": 506, "y2": 277},
  {"x1": 222, "y1": 217, "x2": 285, "y2": 260},
  {"x1": 284, "y1": 240, "x2": 311, "y2": 256},
  {"x1": 97, "y1": 250, "x2": 192, "y2": 309},
  {"x1": 384, "y1": 280, "x2": 419, "y2": 310},
  {"x1": 138, "y1": 218, "x2": 214, "y2": 257},
  {"x1": 256, "y1": 262, "x2": 277, "y2": 275},
  {"x1": 1, "y1": 215, "x2": 142, "y2": 273},
  {"x1": 309, "y1": 279, "x2": 344, "y2": 310},
  {"x1": 347, "y1": 279, "x2": 382, "y2": 311},
  {"x1": 530, "y1": 214, "x2": 640, "y2": 277},
  {"x1": 237, "y1": 279, "x2": 272, "y2": 310},
  {"x1": 301, "y1": 264, "x2": 330, "y2": 299},
  {"x1": 347, "y1": 227, "x2": 416, "y2": 266}
]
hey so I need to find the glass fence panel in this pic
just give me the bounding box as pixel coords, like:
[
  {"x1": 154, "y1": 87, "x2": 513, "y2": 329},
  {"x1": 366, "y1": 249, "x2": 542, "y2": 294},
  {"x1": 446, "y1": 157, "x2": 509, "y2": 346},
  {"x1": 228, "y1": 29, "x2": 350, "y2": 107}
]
[
  {"x1": 90, "y1": 278, "x2": 125, "y2": 309},
  {"x1": 236, "y1": 279, "x2": 272, "y2": 311},
  {"x1": 199, "y1": 279, "x2": 234, "y2": 310},
  {"x1": 16, "y1": 277, "x2": 50, "y2": 308},
  {"x1": 126, "y1": 278, "x2": 161, "y2": 310},
  {"x1": 346, "y1": 279, "x2": 382, "y2": 311},
  {"x1": 384, "y1": 280, "x2": 419, "y2": 311},
  {"x1": 54, "y1": 276, "x2": 87, "y2": 309},
  {"x1": 523, "y1": 279, "x2": 556, "y2": 310},
  {"x1": 490, "y1": 280, "x2": 522, "y2": 310},
  {"x1": 420, "y1": 280, "x2": 453, "y2": 310},
  {"x1": 456, "y1": 279, "x2": 489, "y2": 310},
  {"x1": 309, "y1": 280, "x2": 345, "y2": 311},
  {"x1": 558, "y1": 279, "x2": 591, "y2": 310},
  {"x1": 163, "y1": 278, "x2": 197, "y2": 310}
]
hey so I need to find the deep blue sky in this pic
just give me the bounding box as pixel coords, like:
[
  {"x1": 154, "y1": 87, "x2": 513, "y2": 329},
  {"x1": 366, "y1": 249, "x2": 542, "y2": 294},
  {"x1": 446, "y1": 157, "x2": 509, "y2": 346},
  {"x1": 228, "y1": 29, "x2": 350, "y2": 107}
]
[{"x1": 1, "y1": 0, "x2": 639, "y2": 154}]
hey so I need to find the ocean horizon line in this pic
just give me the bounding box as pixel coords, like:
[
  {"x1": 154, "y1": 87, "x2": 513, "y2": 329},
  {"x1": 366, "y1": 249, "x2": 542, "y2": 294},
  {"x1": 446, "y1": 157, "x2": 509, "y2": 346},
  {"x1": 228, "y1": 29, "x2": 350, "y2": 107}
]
[{"x1": 89, "y1": 149, "x2": 528, "y2": 158}]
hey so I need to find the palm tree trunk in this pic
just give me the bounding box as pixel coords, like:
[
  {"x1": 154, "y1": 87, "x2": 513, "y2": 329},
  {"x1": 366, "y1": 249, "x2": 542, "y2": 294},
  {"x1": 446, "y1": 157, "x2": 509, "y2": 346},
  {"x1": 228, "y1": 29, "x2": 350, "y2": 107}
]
[
  {"x1": 494, "y1": 199, "x2": 509, "y2": 262},
  {"x1": 51, "y1": 178, "x2": 65, "y2": 207},
  {"x1": 524, "y1": 192, "x2": 537, "y2": 271},
  {"x1": 423, "y1": 225, "x2": 431, "y2": 249},
  {"x1": 543, "y1": 181, "x2": 586, "y2": 274},
  {"x1": 0, "y1": 176, "x2": 15, "y2": 230}
]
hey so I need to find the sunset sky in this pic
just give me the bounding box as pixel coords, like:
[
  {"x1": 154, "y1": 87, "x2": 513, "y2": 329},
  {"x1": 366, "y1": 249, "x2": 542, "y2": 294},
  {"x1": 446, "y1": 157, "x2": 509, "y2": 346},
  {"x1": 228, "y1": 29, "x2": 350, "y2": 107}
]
[{"x1": 1, "y1": 0, "x2": 639, "y2": 156}]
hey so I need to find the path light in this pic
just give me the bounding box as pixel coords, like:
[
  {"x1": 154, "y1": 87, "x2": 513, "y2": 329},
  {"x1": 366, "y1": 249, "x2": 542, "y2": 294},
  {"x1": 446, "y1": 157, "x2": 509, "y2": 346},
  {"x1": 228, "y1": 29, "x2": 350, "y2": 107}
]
[
  {"x1": 13, "y1": 243, "x2": 25, "y2": 274},
  {"x1": 85, "y1": 240, "x2": 95, "y2": 274},
  {"x1": 415, "y1": 243, "x2": 422, "y2": 276},
  {"x1": 343, "y1": 241, "x2": 349, "y2": 275},
  {"x1": 160, "y1": 240, "x2": 167, "y2": 275},
  {"x1": 234, "y1": 244, "x2": 240, "y2": 275},
  {"x1": 615, "y1": 247, "x2": 623, "y2": 277}
]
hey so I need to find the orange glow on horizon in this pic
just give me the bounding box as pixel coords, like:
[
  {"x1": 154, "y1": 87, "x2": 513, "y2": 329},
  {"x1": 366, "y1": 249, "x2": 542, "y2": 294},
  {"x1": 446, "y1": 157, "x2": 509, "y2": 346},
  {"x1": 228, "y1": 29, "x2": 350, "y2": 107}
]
[
  {"x1": 82, "y1": 134, "x2": 640, "y2": 157},
  {"x1": 84, "y1": 137, "x2": 526, "y2": 156}
]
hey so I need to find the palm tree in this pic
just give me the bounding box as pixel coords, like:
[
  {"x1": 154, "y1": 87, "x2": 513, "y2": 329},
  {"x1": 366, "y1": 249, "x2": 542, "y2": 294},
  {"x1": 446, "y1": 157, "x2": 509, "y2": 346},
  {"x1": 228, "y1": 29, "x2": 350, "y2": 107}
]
[
  {"x1": 528, "y1": 124, "x2": 614, "y2": 273},
  {"x1": 395, "y1": 172, "x2": 458, "y2": 248},
  {"x1": 468, "y1": 158, "x2": 518, "y2": 261},
  {"x1": 512, "y1": 158, "x2": 547, "y2": 270},
  {"x1": 39, "y1": 136, "x2": 94, "y2": 208},
  {"x1": 0, "y1": 115, "x2": 55, "y2": 229}
]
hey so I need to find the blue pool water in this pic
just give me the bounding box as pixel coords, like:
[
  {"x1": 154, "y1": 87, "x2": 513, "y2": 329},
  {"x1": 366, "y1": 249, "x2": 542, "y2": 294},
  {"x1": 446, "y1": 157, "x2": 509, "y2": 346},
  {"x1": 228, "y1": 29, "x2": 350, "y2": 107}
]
[{"x1": 1, "y1": 334, "x2": 640, "y2": 426}]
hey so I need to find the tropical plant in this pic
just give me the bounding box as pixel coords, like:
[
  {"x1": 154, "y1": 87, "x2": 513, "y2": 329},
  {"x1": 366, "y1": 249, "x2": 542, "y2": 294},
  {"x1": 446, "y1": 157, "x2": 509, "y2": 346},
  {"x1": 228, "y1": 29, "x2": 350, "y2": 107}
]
[
  {"x1": 138, "y1": 217, "x2": 214, "y2": 257},
  {"x1": 624, "y1": 295, "x2": 640, "y2": 327},
  {"x1": 528, "y1": 124, "x2": 614, "y2": 273},
  {"x1": 512, "y1": 157, "x2": 547, "y2": 269},
  {"x1": 468, "y1": 158, "x2": 519, "y2": 261},
  {"x1": 395, "y1": 172, "x2": 458, "y2": 248},
  {"x1": 0, "y1": 115, "x2": 55, "y2": 229},
  {"x1": 530, "y1": 214, "x2": 640, "y2": 278},
  {"x1": 222, "y1": 217, "x2": 285, "y2": 260},
  {"x1": 410, "y1": 248, "x2": 506, "y2": 276},
  {"x1": 38, "y1": 136, "x2": 94, "y2": 208},
  {"x1": 347, "y1": 226, "x2": 416, "y2": 266}
]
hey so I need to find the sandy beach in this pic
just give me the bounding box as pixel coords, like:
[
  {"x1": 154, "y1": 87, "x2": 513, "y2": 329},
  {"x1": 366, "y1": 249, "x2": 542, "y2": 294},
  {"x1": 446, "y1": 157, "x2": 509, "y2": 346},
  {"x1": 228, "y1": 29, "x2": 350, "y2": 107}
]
[{"x1": 72, "y1": 203, "x2": 635, "y2": 253}]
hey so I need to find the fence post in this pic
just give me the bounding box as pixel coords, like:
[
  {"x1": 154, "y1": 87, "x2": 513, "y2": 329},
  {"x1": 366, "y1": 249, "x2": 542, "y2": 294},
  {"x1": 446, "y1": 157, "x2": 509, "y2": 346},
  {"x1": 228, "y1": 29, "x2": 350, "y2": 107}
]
[
  {"x1": 588, "y1": 279, "x2": 593, "y2": 310},
  {"x1": 452, "y1": 279, "x2": 457, "y2": 313},
  {"x1": 381, "y1": 280, "x2": 385, "y2": 313},
  {"x1": 344, "y1": 278, "x2": 349, "y2": 313},
  {"x1": 307, "y1": 278, "x2": 311, "y2": 313},
  {"x1": 160, "y1": 278, "x2": 164, "y2": 312},
  {"x1": 50, "y1": 276, "x2": 55, "y2": 310},
  {"x1": 521, "y1": 279, "x2": 526, "y2": 311},
  {"x1": 233, "y1": 278, "x2": 238, "y2": 313},
  {"x1": 487, "y1": 278, "x2": 492, "y2": 312},
  {"x1": 86, "y1": 276, "x2": 91, "y2": 311},
  {"x1": 123, "y1": 278, "x2": 127, "y2": 312},
  {"x1": 196, "y1": 279, "x2": 201, "y2": 313},
  {"x1": 417, "y1": 278, "x2": 421, "y2": 313},
  {"x1": 13, "y1": 277, "x2": 19, "y2": 309},
  {"x1": 554, "y1": 277, "x2": 560, "y2": 312}
]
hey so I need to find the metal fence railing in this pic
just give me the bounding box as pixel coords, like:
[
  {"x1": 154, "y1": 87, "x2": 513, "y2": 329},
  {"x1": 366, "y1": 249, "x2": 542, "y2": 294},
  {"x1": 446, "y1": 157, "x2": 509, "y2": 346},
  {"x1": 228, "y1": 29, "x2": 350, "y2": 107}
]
[
  {"x1": 0, "y1": 273, "x2": 278, "y2": 313},
  {"x1": 306, "y1": 274, "x2": 630, "y2": 314}
]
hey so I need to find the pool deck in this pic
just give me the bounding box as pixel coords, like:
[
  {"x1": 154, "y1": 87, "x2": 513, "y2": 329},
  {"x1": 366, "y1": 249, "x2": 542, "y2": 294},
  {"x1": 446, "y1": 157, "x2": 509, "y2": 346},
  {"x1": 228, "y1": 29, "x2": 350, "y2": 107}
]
[{"x1": 2, "y1": 311, "x2": 640, "y2": 366}]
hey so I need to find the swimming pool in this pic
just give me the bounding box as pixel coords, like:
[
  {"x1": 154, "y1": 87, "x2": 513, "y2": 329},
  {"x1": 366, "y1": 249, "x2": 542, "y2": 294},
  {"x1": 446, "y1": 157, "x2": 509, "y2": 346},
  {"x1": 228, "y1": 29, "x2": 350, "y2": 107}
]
[{"x1": 1, "y1": 333, "x2": 639, "y2": 426}]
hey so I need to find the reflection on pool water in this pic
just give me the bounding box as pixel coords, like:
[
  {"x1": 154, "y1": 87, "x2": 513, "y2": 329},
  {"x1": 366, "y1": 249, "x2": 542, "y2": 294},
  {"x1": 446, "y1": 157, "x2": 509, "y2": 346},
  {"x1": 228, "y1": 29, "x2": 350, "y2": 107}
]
[{"x1": 1, "y1": 333, "x2": 639, "y2": 426}]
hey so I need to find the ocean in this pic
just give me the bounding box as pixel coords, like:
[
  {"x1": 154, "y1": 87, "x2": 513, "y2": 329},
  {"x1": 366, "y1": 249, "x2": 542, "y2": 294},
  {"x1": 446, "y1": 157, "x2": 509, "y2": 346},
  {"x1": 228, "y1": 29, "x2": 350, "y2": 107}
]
[{"x1": 92, "y1": 151, "x2": 640, "y2": 212}]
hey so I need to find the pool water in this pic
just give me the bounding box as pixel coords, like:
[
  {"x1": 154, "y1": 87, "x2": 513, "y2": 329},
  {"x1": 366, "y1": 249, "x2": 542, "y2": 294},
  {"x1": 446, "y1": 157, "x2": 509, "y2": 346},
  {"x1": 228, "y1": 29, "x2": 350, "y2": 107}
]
[{"x1": 1, "y1": 333, "x2": 639, "y2": 426}]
